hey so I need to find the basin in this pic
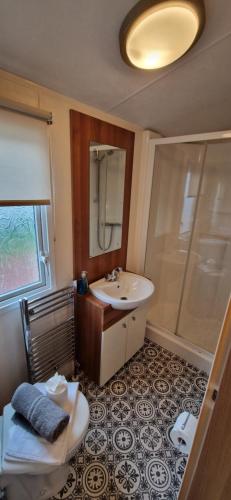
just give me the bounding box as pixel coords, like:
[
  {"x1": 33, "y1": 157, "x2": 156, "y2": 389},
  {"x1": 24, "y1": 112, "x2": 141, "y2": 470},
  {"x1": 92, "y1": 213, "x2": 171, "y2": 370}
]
[{"x1": 89, "y1": 271, "x2": 155, "y2": 310}]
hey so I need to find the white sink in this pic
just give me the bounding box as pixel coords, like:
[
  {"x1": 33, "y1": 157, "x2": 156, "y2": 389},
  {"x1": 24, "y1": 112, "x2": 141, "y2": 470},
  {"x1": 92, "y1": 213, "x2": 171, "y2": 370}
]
[{"x1": 89, "y1": 271, "x2": 155, "y2": 310}]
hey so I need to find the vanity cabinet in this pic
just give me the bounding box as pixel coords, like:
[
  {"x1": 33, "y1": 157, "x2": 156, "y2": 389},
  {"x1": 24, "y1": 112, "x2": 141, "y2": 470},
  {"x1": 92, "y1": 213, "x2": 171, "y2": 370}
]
[
  {"x1": 100, "y1": 317, "x2": 127, "y2": 386},
  {"x1": 100, "y1": 307, "x2": 147, "y2": 385},
  {"x1": 125, "y1": 308, "x2": 148, "y2": 361},
  {"x1": 77, "y1": 293, "x2": 147, "y2": 386}
]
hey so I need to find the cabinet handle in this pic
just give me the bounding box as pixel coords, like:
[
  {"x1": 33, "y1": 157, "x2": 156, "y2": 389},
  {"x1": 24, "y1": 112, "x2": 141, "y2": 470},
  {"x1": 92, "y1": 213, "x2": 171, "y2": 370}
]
[
  {"x1": 122, "y1": 323, "x2": 127, "y2": 328},
  {"x1": 132, "y1": 316, "x2": 136, "y2": 321}
]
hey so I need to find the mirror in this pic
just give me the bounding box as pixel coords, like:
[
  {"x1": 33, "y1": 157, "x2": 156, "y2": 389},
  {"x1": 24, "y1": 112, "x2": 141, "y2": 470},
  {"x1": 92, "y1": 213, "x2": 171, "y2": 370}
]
[{"x1": 89, "y1": 142, "x2": 126, "y2": 257}]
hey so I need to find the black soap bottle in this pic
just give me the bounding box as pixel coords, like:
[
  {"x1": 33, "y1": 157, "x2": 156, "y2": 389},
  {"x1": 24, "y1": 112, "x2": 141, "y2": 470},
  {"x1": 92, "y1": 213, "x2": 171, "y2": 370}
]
[{"x1": 77, "y1": 271, "x2": 88, "y2": 295}]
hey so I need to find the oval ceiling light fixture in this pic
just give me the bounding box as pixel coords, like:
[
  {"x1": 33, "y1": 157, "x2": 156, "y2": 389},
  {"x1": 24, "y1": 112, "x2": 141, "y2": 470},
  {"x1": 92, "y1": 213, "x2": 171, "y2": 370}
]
[{"x1": 119, "y1": 0, "x2": 205, "y2": 70}]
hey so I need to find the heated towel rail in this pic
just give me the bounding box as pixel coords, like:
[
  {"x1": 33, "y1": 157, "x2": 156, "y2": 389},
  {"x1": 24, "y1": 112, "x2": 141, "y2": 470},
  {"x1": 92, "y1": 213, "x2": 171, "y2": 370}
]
[{"x1": 20, "y1": 283, "x2": 77, "y2": 383}]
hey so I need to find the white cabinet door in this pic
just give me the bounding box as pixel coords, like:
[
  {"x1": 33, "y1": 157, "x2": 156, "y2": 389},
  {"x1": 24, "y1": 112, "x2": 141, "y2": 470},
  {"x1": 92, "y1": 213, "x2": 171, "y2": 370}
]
[
  {"x1": 125, "y1": 307, "x2": 147, "y2": 362},
  {"x1": 100, "y1": 319, "x2": 127, "y2": 386}
]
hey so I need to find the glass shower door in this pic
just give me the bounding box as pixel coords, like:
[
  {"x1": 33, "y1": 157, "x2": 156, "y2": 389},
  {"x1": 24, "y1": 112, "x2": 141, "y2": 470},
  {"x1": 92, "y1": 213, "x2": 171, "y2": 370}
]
[
  {"x1": 145, "y1": 142, "x2": 205, "y2": 332},
  {"x1": 177, "y1": 141, "x2": 231, "y2": 352}
]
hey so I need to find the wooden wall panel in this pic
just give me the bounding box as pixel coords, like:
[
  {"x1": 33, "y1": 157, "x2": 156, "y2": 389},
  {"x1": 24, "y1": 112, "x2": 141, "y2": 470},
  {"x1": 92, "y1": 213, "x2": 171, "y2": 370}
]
[{"x1": 70, "y1": 110, "x2": 134, "y2": 283}]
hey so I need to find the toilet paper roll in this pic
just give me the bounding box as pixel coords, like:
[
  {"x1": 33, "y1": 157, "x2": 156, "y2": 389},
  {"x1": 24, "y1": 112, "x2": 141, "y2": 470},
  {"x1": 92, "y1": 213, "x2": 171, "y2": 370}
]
[
  {"x1": 170, "y1": 411, "x2": 198, "y2": 455},
  {"x1": 45, "y1": 372, "x2": 68, "y2": 404}
]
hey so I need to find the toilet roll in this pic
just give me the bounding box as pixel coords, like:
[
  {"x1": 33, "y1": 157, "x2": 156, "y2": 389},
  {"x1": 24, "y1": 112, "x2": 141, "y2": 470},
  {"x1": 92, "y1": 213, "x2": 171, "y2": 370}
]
[
  {"x1": 45, "y1": 372, "x2": 68, "y2": 404},
  {"x1": 170, "y1": 411, "x2": 198, "y2": 455}
]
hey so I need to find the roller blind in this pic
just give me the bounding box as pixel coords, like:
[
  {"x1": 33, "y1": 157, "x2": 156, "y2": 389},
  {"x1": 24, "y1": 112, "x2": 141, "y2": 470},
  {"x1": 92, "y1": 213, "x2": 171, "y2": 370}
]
[{"x1": 0, "y1": 108, "x2": 51, "y2": 206}]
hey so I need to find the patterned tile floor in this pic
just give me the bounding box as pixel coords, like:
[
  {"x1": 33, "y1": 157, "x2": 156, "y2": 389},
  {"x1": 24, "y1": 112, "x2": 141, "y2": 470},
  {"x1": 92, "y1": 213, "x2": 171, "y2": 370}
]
[{"x1": 52, "y1": 339, "x2": 208, "y2": 500}]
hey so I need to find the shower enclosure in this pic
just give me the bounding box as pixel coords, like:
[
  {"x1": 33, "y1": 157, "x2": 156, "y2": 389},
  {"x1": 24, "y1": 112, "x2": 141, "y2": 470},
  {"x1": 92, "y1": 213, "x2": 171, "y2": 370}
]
[{"x1": 145, "y1": 134, "x2": 231, "y2": 355}]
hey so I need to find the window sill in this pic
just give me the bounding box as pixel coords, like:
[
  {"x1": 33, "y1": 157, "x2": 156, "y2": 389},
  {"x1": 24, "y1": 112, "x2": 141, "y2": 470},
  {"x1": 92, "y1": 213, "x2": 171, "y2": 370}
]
[{"x1": 0, "y1": 284, "x2": 54, "y2": 313}]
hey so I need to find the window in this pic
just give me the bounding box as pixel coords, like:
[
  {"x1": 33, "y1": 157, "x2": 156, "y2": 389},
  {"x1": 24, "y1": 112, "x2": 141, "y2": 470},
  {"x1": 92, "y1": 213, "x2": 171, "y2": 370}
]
[
  {"x1": 0, "y1": 205, "x2": 49, "y2": 301},
  {"x1": 0, "y1": 106, "x2": 52, "y2": 303}
]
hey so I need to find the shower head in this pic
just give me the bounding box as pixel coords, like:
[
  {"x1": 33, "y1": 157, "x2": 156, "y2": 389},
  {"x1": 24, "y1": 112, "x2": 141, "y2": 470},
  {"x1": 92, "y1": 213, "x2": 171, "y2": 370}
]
[{"x1": 94, "y1": 150, "x2": 105, "y2": 163}]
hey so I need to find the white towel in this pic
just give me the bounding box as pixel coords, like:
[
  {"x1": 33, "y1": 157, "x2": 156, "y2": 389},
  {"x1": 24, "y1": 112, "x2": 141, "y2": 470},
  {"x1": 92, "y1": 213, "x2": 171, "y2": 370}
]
[{"x1": 4, "y1": 382, "x2": 79, "y2": 466}]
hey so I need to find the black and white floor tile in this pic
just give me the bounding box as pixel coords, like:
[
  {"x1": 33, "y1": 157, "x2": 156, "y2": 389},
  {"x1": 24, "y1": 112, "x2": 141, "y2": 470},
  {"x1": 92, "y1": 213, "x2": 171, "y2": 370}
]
[{"x1": 52, "y1": 339, "x2": 208, "y2": 499}]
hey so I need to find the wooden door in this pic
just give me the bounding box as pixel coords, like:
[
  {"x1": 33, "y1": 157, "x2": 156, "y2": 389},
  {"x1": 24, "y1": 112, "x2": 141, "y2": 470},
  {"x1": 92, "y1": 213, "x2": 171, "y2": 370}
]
[{"x1": 179, "y1": 300, "x2": 231, "y2": 499}]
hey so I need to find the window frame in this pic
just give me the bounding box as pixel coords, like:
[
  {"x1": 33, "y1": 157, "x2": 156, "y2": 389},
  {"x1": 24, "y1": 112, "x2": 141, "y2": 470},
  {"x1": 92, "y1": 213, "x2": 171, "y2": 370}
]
[{"x1": 0, "y1": 205, "x2": 52, "y2": 304}]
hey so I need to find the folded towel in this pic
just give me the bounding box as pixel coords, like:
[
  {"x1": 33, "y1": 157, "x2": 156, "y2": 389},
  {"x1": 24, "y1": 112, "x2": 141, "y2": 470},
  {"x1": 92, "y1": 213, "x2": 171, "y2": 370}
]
[
  {"x1": 5, "y1": 382, "x2": 79, "y2": 466},
  {"x1": 11, "y1": 382, "x2": 69, "y2": 443}
]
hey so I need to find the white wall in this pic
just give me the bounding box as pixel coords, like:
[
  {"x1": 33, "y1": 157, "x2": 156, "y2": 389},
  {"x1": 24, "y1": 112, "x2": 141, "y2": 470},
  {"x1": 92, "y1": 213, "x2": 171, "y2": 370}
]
[
  {"x1": 0, "y1": 70, "x2": 142, "y2": 410},
  {"x1": 126, "y1": 130, "x2": 161, "y2": 274}
]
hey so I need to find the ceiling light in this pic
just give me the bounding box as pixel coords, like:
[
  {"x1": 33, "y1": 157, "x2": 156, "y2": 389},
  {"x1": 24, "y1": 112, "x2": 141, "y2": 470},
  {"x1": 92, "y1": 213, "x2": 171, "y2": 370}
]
[{"x1": 120, "y1": 0, "x2": 205, "y2": 70}]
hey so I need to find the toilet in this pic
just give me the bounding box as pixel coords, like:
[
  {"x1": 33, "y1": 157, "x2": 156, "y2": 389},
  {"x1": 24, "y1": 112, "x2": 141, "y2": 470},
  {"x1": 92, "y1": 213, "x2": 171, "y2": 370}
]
[{"x1": 0, "y1": 391, "x2": 89, "y2": 500}]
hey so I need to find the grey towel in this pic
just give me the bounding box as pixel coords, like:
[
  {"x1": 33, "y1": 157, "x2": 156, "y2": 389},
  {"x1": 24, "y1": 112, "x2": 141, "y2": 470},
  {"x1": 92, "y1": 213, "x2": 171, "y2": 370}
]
[{"x1": 11, "y1": 382, "x2": 70, "y2": 443}]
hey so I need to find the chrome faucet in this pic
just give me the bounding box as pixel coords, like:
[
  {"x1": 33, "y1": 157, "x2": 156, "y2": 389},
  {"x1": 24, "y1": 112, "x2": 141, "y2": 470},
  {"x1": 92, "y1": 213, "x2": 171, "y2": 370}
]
[{"x1": 105, "y1": 267, "x2": 123, "y2": 282}]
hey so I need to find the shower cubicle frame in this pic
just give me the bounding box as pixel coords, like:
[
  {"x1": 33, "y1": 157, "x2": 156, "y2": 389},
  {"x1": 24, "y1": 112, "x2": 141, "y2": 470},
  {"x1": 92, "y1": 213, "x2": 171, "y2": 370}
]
[{"x1": 139, "y1": 129, "x2": 231, "y2": 372}]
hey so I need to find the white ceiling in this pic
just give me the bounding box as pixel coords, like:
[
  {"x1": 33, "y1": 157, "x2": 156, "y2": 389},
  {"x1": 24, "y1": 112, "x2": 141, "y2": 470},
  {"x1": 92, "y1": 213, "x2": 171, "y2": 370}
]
[{"x1": 0, "y1": 0, "x2": 231, "y2": 135}]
